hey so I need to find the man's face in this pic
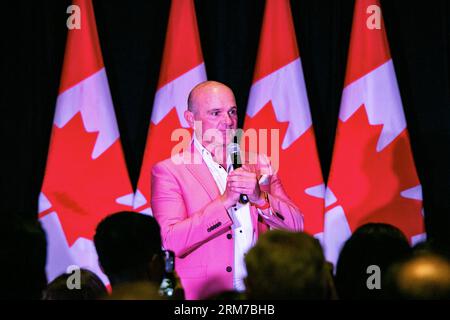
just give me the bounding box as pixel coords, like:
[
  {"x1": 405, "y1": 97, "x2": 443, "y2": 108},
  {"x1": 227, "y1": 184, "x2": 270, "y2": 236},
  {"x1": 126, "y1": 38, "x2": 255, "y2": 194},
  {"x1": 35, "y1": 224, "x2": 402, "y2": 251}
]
[{"x1": 186, "y1": 85, "x2": 238, "y2": 149}]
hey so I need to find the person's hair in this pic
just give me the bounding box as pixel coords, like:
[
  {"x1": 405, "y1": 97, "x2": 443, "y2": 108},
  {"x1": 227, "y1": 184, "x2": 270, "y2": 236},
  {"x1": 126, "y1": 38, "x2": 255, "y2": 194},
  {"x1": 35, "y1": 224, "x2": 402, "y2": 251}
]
[
  {"x1": 0, "y1": 214, "x2": 47, "y2": 299},
  {"x1": 384, "y1": 252, "x2": 450, "y2": 299},
  {"x1": 245, "y1": 230, "x2": 332, "y2": 299},
  {"x1": 43, "y1": 268, "x2": 107, "y2": 300},
  {"x1": 412, "y1": 238, "x2": 450, "y2": 260},
  {"x1": 207, "y1": 290, "x2": 245, "y2": 300},
  {"x1": 102, "y1": 282, "x2": 166, "y2": 300},
  {"x1": 335, "y1": 223, "x2": 411, "y2": 299},
  {"x1": 93, "y1": 211, "x2": 163, "y2": 287}
]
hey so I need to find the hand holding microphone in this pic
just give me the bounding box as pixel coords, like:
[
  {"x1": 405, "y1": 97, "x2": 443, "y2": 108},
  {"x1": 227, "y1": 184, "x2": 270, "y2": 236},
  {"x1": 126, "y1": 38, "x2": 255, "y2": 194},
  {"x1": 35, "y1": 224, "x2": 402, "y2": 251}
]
[
  {"x1": 221, "y1": 143, "x2": 262, "y2": 208},
  {"x1": 226, "y1": 143, "x2": 250, "y2": 204},
  {"x1": 227, "y1": 169, "x2": 262, "y2": 203}
]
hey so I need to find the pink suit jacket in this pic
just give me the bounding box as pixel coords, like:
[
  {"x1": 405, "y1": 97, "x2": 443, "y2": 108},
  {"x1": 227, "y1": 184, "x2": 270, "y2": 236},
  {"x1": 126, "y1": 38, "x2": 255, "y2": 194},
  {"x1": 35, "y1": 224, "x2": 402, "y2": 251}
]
[{"x1": 151, "y1": 146, "x2": 304, "y2": 300}]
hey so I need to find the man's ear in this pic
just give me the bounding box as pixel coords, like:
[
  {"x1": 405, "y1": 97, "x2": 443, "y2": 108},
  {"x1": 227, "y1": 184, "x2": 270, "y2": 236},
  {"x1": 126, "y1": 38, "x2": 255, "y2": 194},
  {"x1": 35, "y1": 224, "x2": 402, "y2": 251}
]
[{"x1": 184, "y1": 110, "x2": 195, "y2": 128}]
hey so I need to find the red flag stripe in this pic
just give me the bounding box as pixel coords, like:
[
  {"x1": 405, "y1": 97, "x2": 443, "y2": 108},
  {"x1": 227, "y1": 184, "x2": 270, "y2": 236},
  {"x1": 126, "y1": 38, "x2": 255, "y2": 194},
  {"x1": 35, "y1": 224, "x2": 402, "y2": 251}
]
[
  {"x1": 344, "y1": 0, "x2": 390, "y2": 87},
  {"x1": 157, "y1": 0, "x2": 204, "y2": 89},
  {"x1": 252, "y1": 0, "x2": 300, "y2": 83},
  {"x1": 59, "y1": 0, "x2": 104, "y2": 94}
]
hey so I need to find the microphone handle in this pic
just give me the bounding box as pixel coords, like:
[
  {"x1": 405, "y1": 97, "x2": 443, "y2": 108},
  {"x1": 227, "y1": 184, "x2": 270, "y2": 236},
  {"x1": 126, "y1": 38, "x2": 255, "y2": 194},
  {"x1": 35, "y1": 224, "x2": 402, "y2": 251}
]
[{"x1": 232, "y1": 150, "x2": 249, "y2": 204}]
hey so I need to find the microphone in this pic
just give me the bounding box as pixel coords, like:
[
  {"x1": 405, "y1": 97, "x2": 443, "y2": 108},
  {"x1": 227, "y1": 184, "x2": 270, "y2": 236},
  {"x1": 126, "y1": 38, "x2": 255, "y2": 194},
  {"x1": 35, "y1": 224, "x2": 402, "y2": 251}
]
[{"x1": 226, "y1": 142, "x2": 249, "y2": 204}]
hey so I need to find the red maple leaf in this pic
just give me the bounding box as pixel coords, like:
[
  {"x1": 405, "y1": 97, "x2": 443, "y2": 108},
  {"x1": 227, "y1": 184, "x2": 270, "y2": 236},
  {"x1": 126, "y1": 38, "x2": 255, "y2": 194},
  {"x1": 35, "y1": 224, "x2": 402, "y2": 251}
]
[
  {"x1": 327, "y1": 105, "x2": 424, "y2": 239},
  {"x1": 40, "y1": 112, "x2": 133, "y2": 246},
  {"x1": 244, "y1": 102, "x2": 325, "y2": 234},
  {"x1": 135, "y1": 108, "x2": 192, "y2": 210}
]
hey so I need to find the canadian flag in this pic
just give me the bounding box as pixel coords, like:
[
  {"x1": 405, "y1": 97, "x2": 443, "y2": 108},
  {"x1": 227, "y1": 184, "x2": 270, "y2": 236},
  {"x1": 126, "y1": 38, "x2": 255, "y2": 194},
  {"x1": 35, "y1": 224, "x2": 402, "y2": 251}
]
[
  {"x1": 323, "y1": 0, "x2": 426, "y2": 266},
  {"x1": 133, "y1": 0, "x2": 206, "y2": 214},
  {"x1": 243, "y1": 0, "x2": 325, "y2": 238},
  {"x1": 38, "y1": 0, "x2": 134, "y2": 285}
]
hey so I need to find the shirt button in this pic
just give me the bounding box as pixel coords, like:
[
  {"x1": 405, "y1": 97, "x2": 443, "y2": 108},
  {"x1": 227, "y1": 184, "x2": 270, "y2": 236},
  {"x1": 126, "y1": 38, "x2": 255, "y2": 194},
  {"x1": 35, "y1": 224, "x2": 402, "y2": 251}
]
[
  {"x1": 226, "y1": 266, "x2": 232, "y2": 272},
  {"x1": 227, "y1": 233, "x2": 232, "y2": 239}
]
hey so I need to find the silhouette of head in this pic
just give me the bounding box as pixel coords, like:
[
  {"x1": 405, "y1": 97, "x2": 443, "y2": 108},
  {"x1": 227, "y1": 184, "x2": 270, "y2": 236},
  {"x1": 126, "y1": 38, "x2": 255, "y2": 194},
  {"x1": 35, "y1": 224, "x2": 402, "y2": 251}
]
[
  {"x1": 43, "y1": 268, "x2": 107, "y2": 300},
  {"x1": 245, "y1": 230, "x2": 332, "y2": 299},
  {"x1": 0, "y1": 214, "x2": 47, "y2": 299},
  {"x1": 103, "y1": 281, "x2": 167, "y2": 300},
  {"x1": 94, "y1": 211, "x2": 164, "y2": 288},
  {"x1": 335, "y1": 223, "x2": 411, "y2": 299},
  {"x1": 385, "y1": 252, "x2": 450, "y2": 299}
]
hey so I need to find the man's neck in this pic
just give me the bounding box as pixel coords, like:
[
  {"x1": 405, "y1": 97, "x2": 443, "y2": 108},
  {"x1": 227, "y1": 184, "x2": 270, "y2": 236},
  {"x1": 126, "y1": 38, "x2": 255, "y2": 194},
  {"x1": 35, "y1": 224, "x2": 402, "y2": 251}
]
[
  {"x1": 209, "y1": 145, "x2": 227, "y2": 168},
  {"x1": 194, "y1": 136, "x2": 228, "y2": 168}
]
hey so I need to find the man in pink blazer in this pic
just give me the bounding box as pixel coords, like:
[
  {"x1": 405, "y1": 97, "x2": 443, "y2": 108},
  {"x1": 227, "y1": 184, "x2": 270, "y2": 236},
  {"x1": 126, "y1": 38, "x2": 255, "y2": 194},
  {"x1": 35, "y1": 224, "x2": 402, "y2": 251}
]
[{"x1": 151, "y1": 81, "x2": 304, "y2": 300}]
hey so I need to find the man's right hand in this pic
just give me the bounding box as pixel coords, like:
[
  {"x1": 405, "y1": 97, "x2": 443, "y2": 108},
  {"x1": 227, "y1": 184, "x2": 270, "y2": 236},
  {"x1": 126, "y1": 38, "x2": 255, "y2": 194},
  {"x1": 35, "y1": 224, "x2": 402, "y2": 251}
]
[{"x1": 220, "y1": 180, "x2": 240, "y2": 209}]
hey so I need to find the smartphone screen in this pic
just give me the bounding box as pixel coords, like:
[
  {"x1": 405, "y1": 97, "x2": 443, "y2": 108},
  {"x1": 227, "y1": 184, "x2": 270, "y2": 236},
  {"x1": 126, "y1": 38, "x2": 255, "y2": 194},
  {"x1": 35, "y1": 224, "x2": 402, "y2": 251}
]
[
  {"x1": 159, "y1": 250, "x2": 175, "y2": 297},
  {"x1": 164, "y1": 250, "x2": 174, "y2": 273}
]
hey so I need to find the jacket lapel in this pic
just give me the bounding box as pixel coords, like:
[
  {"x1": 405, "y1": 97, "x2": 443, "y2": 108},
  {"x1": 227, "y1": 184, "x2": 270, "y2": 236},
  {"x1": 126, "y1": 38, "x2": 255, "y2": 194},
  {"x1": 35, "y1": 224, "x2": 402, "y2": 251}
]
[{"x1": 184, "y1": 143, "x2": 220, "y2": 201}]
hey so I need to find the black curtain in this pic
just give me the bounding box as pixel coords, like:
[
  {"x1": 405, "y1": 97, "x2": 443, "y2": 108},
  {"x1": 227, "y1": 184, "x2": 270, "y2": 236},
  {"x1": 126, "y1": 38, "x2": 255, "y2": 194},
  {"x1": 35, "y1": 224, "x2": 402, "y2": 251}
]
[{"x1": 2, "y1": 0, "x2": 450, "y2": 245}]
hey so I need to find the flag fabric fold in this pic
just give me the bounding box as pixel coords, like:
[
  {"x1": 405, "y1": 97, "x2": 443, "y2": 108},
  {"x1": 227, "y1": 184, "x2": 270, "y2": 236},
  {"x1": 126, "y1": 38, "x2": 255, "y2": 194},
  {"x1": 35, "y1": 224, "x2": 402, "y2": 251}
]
[
  {"x1": 134, "y1": 0, "x2": 206, "y2": 214},
  {"x1": 39, "y1": 0, "x2": 134, "y2": 285},
  {"x1": 323, "y1": 0, "x2": 426, "y2": 266},
  {"x1": 243, "y1": 0, "x2": 325, "y2": 238}
]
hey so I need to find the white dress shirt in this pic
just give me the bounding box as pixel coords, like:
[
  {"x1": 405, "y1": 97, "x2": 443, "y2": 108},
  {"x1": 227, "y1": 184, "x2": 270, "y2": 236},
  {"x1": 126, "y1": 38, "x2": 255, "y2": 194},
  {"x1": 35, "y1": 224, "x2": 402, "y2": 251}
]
[{"x1": 193, "y1": 137, "x2": 254, "y2": 292}]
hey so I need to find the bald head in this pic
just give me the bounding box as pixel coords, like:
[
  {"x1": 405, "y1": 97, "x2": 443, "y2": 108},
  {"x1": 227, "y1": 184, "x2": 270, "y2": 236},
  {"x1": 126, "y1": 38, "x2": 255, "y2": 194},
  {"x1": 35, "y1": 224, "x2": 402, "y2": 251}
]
[
  {"x1": 187, "y1": 81, "x2": 235, "y2": 113},
  {"x1": 387, "y1": 253, "x2": 450, "y2": 299}
]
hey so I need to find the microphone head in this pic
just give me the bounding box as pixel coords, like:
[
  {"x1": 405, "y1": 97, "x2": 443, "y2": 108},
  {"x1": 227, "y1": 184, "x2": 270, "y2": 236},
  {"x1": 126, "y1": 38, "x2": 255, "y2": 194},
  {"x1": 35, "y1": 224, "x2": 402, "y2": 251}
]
[{"x1": 227, "y1": 143, "x2": 243, "y2": 169}]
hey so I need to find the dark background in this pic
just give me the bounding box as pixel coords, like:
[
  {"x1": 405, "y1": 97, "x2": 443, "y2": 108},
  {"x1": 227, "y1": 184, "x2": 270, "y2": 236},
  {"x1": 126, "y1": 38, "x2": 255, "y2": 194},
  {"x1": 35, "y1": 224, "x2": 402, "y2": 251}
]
[{"x1": 2, "y1": 0, "x2": 449, "y2": 245}]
